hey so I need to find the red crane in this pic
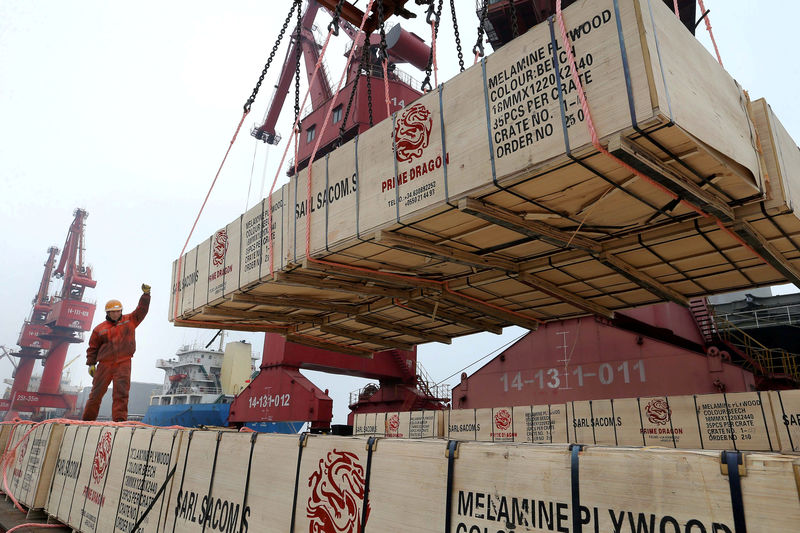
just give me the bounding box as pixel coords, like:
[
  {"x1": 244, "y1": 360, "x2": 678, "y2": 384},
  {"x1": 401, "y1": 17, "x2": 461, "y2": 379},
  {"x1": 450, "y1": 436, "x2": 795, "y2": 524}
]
[
  {"x1": 39, "y1": 209, "x2": 97, "y2": 395},
  {"x1": 230, "y1": 2, "x2": 443, "y2": 431},
  {"x1": 251, "y1": 0, "x2": 430, "y2": 174},
  {"x1": 7, "y1": 246, "x2": 59, "y2": 400},
  {"x1": 2, "y1": 209, "x2": 97, "y2": 416}
]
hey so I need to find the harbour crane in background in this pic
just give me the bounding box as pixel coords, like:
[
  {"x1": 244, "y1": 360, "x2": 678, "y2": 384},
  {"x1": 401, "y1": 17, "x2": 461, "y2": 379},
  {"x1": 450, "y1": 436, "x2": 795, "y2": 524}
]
[{"x1": 2, "y1": 209, "x2": 96, "y2": 417}]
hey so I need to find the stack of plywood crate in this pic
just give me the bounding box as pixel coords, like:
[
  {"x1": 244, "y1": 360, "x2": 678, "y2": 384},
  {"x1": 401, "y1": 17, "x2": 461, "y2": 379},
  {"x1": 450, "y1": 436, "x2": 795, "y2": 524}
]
[
  {"x1": 0, "y1": 418, "x2": 798, "y2": 531},
  {"x1": 44, "y1": 424, "x2": 182, "y2": 533},
  {"x1": 170, "y1": 0, "x2": 800, "y2": 355},
  {"x1": 354, "y1": 389, "x2": 800, "y2": 453}
]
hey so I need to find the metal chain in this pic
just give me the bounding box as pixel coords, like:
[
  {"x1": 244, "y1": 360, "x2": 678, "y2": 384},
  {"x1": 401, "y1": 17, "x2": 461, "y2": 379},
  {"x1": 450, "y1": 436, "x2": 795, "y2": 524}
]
[
  {"x1": 421, "y1": 0, "x2": 443, "y2": 91},
  {"x1": 377, "y1": 0, "x2": 388, "y2": 62},
  {"x1": 328, "y1": 0, "x2": 347, "y2": 36},
  {"x1": 243, "y1": 0, "x2": 299, "y2": 113},
  {"x1": 450, "y1": 0, "x2": 464, "y2": 72},
  {"x1": 473, "y1": 1, "x2": 488, "y2": 58},
  {"x1": 510, "y1": 0, "x2": 519, "y2": 38},
  {"x1": 293, "y1": 0, "x2": 302, "y2": 127},
  {"x1": 336, "y1": 44, "x2": 368, "y2": 147},
  {"x1": 365, "y1": 40, "x2": 374, "y2": 126}
]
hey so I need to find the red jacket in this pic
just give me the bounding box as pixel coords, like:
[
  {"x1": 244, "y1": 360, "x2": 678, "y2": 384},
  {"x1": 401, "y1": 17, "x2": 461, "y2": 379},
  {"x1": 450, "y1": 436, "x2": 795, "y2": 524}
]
[{"x1": 86, "y1": 293, "x2": 150, "y2": 366}]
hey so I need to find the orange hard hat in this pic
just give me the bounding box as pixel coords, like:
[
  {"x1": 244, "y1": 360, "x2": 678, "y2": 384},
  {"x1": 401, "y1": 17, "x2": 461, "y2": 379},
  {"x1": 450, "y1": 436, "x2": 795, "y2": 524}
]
[{"x1": 105, "y1": 299, "x2": 123, "y2": 312}]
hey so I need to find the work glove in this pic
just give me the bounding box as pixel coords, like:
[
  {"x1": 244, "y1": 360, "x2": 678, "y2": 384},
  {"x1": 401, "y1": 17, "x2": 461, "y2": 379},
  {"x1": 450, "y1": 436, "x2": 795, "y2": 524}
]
[
  {"x1": 142, "y1": 283, "x2": 151, "y2": 294},
  {"x1": 88, "y1": 364, "x2": 96, "y2": 378}
]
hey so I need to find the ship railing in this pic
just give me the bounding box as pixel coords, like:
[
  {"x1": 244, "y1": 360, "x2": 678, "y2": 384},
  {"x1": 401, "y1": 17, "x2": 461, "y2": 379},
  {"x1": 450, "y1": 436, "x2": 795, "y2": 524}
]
[
  {"x1": 715, "y1": 303, "x2": 800, "y2": 330},
  {"x1": 714, "y1": 316, "x2": 800, "y2": 381},
  {"x1": 348, "y1": 362, "x2": 451, "y2": 407}
]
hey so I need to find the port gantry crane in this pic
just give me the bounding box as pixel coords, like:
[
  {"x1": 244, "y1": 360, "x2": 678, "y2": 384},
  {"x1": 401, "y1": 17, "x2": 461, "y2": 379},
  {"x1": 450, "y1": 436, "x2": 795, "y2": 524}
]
[
  {"x1": 2, "y1": 209, "x2": 96, "y2": 416},
  {"x1": 230, "y1": 0, "x2": 445, "y2": 431}
]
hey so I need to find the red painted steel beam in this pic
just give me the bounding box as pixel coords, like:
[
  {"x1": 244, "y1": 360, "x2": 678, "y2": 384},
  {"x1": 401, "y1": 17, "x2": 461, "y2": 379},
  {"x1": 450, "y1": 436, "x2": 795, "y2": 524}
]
[
  {"x1": 228, "y1": 366, "x2": 333, "y2": 429},
  {"x1": 315, "y1": 0, "x2": 412, "y2": 35},
  {"x1": 261, "y1": 333, "x2": 415, "y2": 381},
  {"x1": 255, "y1": 1, "x2": 322, "y2": 143},
  {"x1": 0, "y1": 391, "x2": 76, "y2": 411},
  {"x1": 298, "y1": 26, "x2": 333, "y2": 108}
]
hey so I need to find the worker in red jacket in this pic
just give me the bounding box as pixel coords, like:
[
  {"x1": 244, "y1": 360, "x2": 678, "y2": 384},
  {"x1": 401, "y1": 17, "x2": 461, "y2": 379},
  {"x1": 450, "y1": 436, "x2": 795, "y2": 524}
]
[{"x1": 81, "y1": 283, "x2": 151, "y2": 421}]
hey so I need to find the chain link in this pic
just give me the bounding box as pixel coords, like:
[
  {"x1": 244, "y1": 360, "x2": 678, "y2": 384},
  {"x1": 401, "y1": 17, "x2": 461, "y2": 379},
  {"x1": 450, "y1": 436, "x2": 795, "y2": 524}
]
[
  {"x1": 293, "y1": 0, "x2": 302, "y2": 128},
  {"x1": 377, "y1": 0, "x2": 388, "y2": 62},
  {"x1": 328, "y1": 0, "x2": 347, "y2": 36},
  {"x1": 365, "y1": 40, "x2": 374, "y2": 127},
  {"x1": 510, "y1": 0, "x2": 519, "y2": 39},
  {"x1": 473, "y1": 1, "x2": 488, "y2": 58},
  {"x1": 421, "y1": 0, "x2": 443, "y2": 92},
  {"x1": 336, "y1": 44, "x2": 369, "y2": 147},
  {"x1": 243, "y1": 0, "x2": 299, "y2": 113},
  {"x1": 450, "y1": 0, "x2": 464, "y2": 72}
]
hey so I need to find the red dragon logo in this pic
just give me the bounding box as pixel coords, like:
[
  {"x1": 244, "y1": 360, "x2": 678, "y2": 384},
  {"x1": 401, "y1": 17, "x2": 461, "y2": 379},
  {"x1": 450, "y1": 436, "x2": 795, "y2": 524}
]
[
  {"x1": 306, "y1": 449, "x2": 370, "y2": 533},
  {"x1": 212, "y1": 229, "x2": 229, "y2": 267},
  {"x1": 387, "y1": 414, "x2": 400, "y2": 433},
  {"x1": 494, "y1": 409, "x2": 512, "y2": 431},
  {"x1": 394, "y1": 104, "x2": 432, "y2": 163},
  {"x1": 645, "y1": 398, "x2": 672, "y2": 426},
  {"x1": 91, "y1": 431, "x2": 113, "y2": 484},
  {"x1": 17, "y1": 436, "x2": 28, "y2": 461}
]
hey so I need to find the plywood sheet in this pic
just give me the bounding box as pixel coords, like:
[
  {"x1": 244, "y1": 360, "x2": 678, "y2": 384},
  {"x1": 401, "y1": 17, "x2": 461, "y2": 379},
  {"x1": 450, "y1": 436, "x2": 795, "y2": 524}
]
[{"x1": 751, "y1": 98, "x2": 800, "y2": 214}]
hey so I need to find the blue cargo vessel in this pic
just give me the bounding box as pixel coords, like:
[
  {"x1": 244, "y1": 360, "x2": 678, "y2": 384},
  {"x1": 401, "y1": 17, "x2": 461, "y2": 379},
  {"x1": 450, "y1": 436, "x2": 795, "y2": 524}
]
[{"x1": 143, "y1": 337, "x2": 304, "y2": 433}]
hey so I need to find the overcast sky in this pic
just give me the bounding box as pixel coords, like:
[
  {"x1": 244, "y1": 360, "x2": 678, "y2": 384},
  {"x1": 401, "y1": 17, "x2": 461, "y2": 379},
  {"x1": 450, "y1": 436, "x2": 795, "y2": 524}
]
[{"x1": 1, "y1": 1, "x2": 798, "y2": 424}]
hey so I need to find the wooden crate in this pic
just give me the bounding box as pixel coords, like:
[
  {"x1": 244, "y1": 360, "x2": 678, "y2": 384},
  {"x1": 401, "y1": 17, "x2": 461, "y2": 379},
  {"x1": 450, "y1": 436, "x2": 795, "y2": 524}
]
[
  {"x1": 47, "y1": 426, "x2": 182, "y2": 533},
  {"x1": 0, "y1": 423, "x2": 19, "y2": 464},
  {"x1": 167, "y1": 432, "x2": 800, "y2": 532},
  {"x1": 95, "y1": 427, "x2": 182, "y2": 533},
  {"x1": 71, "y1": 425, "x2": 129, "y2": 533},
  {"x1": 769, "y1": 390, "x2": 800, "y2": 452},
  {"x1": 446, "y1": 390, "x2": 780, "y2": 451},
  {"x1": 380, "y1": 411, "x2": 444, "y2": 439},
  {"x1": 164, "y1": 430, "x2": 301, "y2": 532},
  {"x1": 6, "y1": 422, "x2": 64, "y2": 510},
  {"x1": 450, "y1": 443, "x2": 800, "y2": 532},
  {"x1": 352, "y1": 412, "x2": 385, "y2": 437},
  {"x1": 45, "y1": 424, "x2": 91, "y2": 524},
  {"x1": 171, "y1": 0, "x2": 800, "y2": 354},
  {"x1": 750, "y1": 98, "x2": 800, "y2": 216}
]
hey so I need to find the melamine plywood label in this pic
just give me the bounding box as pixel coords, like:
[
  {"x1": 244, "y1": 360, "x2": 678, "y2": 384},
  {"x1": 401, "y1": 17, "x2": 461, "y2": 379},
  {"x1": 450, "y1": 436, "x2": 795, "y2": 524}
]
[
  {"x1": 486, "y1": 3, "x2": 621, "y2": 171},
  {"x1": 408, "y1": 411, "x2": 438, "y2": 438},
  {"x1": 526, "y1": 407, "x2": 557, "y2": 443},
  {"x1": 240, "y1": 201, "x2": 266, "y2": 285},
  {"x1": 453, "y1": 489, "x2": 740, "y2": 533}
]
